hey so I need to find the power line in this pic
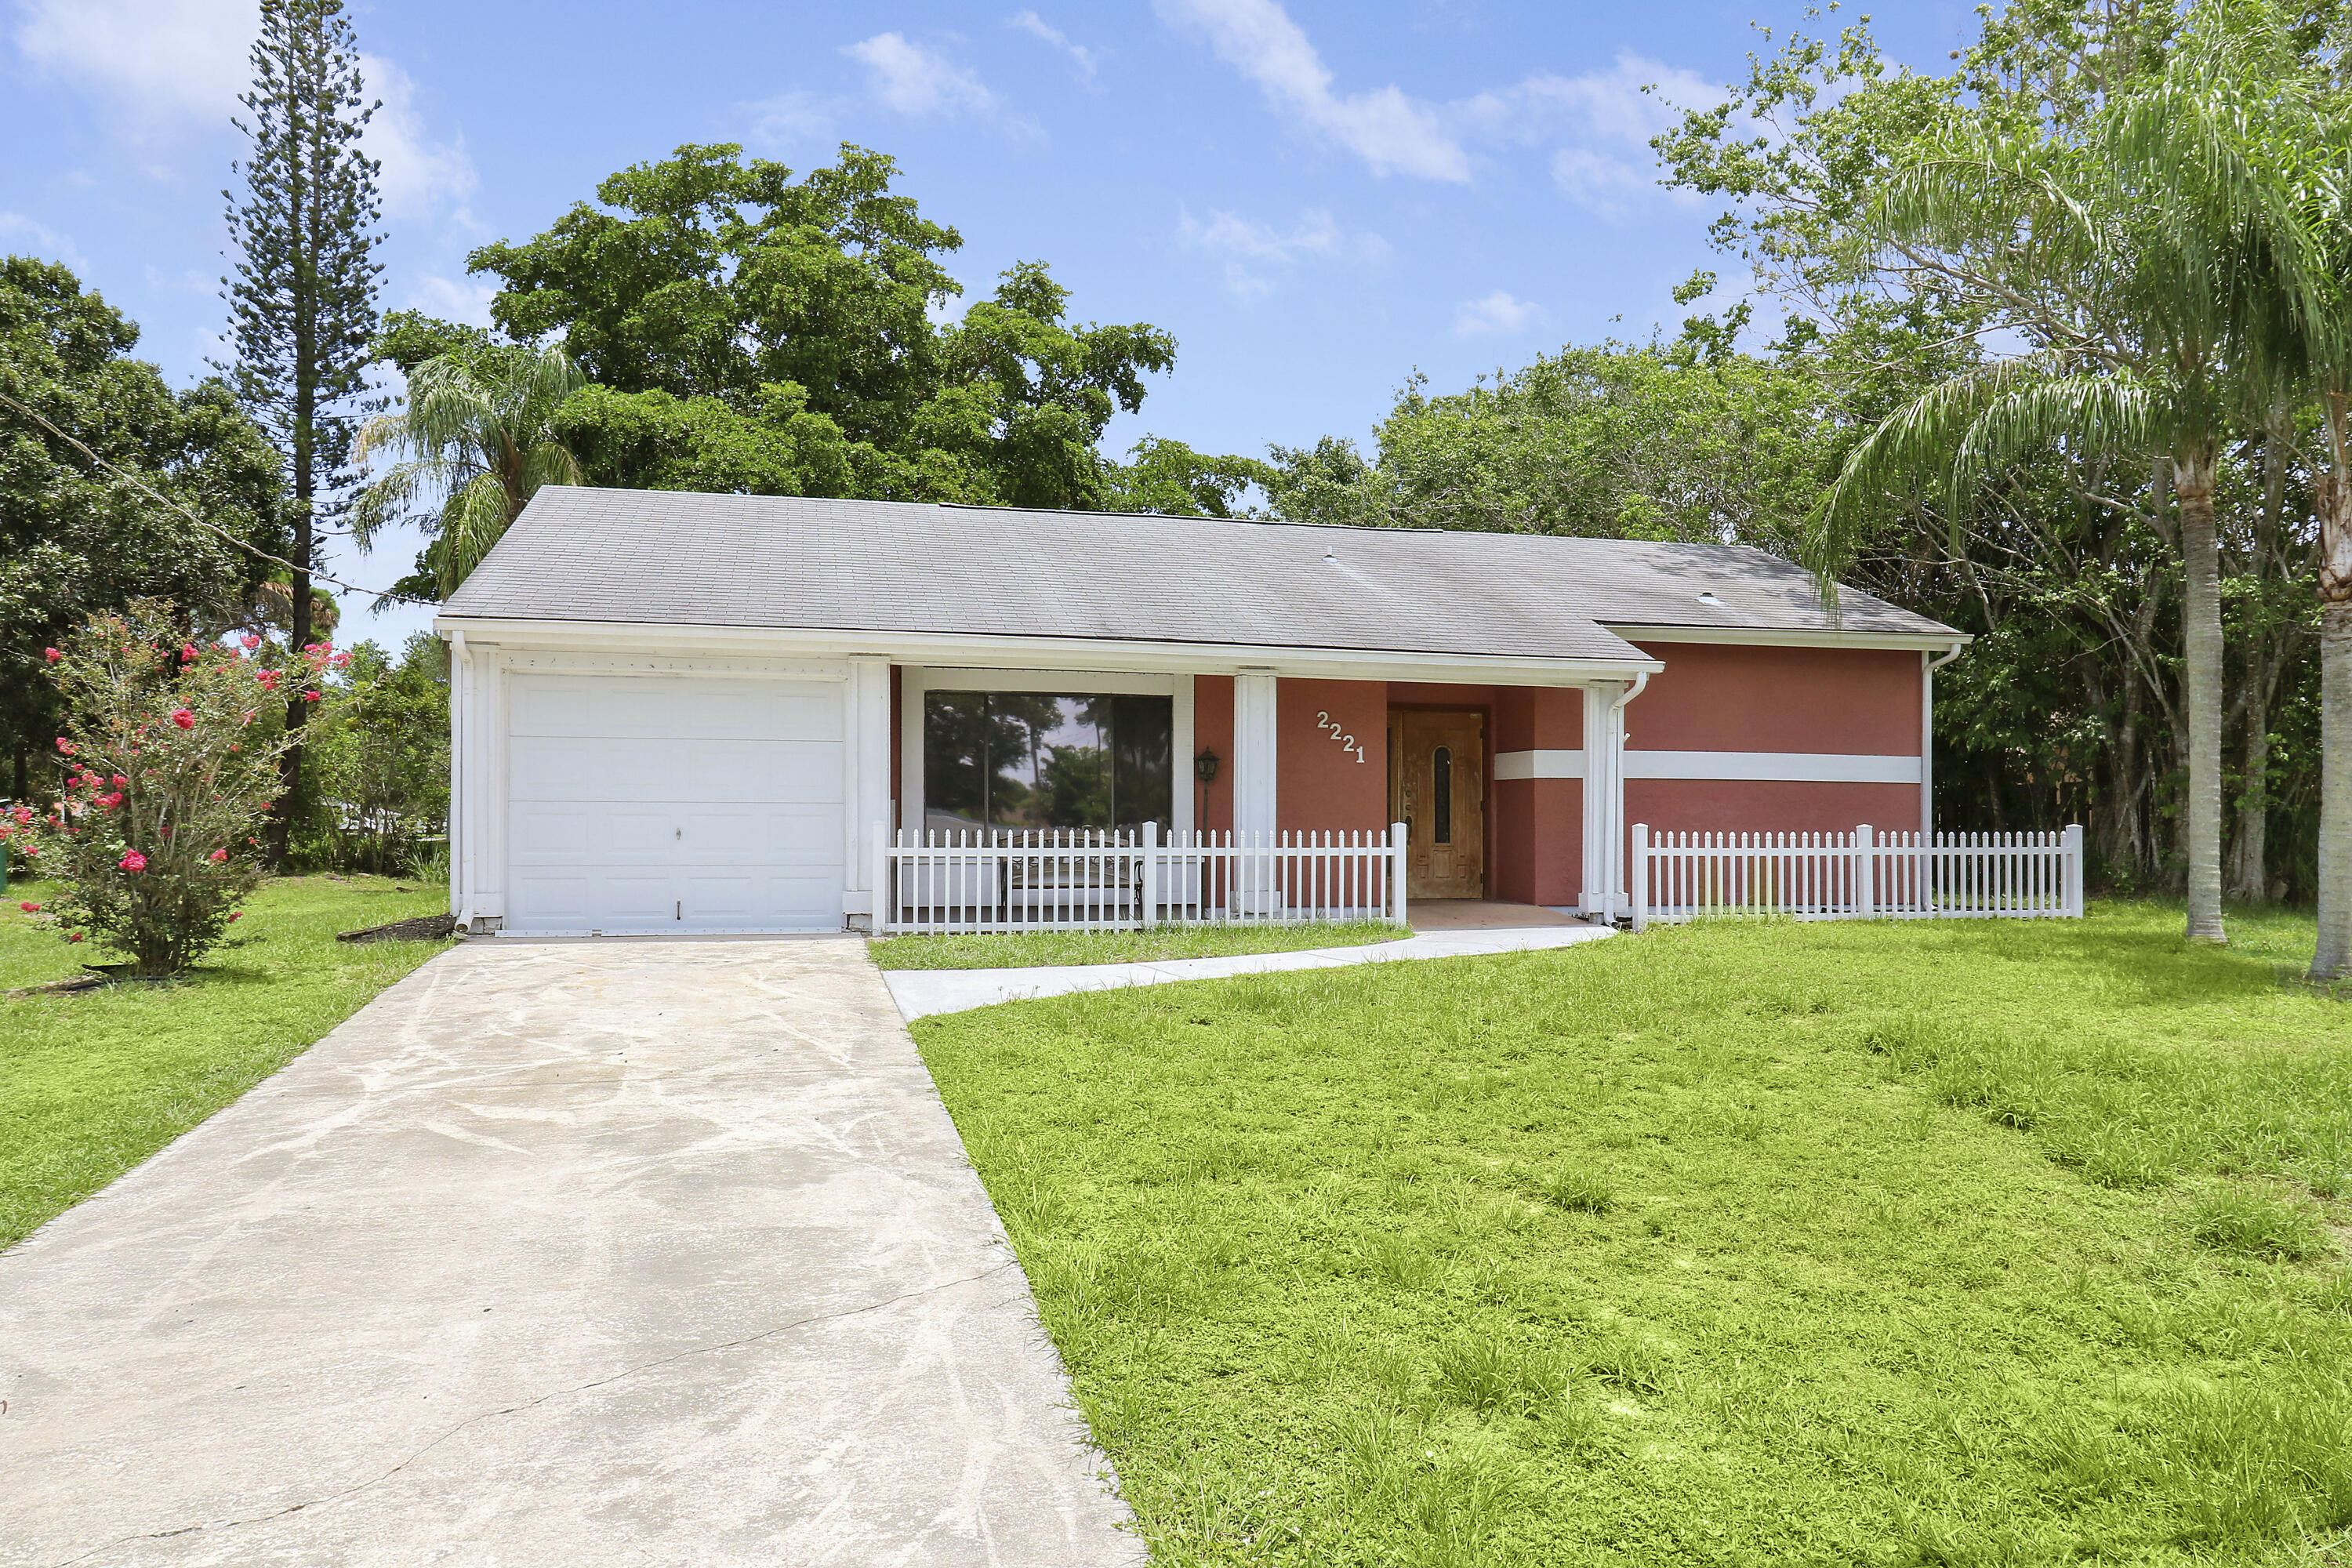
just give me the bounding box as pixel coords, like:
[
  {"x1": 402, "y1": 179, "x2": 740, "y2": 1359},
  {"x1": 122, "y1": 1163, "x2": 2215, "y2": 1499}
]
[{"x1": 0, "y1": 387, "x2": 434, "y2": 608}]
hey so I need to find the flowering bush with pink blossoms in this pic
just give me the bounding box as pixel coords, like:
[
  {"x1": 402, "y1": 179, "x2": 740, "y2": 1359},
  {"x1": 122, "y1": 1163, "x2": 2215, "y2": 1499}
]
[{"x1": 3, "y1": 603, "x2": 321, "y2": 975}]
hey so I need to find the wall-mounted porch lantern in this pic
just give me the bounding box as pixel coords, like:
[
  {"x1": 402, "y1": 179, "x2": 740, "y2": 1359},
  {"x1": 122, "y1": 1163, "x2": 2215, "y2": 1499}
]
[{"x1": 1194, "y1": 748, "x2": 1220, "y2": 784}]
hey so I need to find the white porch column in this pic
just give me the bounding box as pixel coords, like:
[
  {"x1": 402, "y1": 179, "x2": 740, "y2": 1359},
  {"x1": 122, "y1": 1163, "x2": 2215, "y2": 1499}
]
[
  {"x1": 1581, "y1": 681, "x2": 1628, "y2": 919},
  {"x1": 844, "y1": 656, "x2": 891, "y2": 921},
  {"x1": 1233, "y1": 669, "x2": 1279, "y2": 840}
]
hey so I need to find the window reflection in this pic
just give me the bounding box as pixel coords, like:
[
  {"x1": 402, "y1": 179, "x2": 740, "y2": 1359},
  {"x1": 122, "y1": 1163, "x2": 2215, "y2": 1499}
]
[{"x1": 924, "y1": 692, "x2": 1172, "y2": 833}]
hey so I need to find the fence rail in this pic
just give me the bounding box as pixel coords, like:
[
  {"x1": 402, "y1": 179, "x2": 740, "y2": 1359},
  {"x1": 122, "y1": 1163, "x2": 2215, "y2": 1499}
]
[
  {"x1": 874, "y1": 822, "x2": 1408, "y2": 935},
  {"x1": 1631, "y1": 823, "x2": 2083, "y2": 931}
]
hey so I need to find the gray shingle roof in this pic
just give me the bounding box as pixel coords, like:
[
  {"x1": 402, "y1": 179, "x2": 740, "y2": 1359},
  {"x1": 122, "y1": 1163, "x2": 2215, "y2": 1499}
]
[{"x1": 441, "y1": 488, "x2": 1956, "y2": 662}]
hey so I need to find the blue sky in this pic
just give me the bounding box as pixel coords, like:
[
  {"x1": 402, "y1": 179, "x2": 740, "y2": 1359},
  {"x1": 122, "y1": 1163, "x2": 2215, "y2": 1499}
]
[{"x1": 2, "y1": 0, "x2": 1980, "y2": 649}]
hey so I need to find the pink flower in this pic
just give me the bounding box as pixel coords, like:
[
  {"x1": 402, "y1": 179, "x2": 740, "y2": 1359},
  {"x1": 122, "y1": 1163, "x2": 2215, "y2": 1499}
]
[
  {"x1": 226, "y1": 911, "x2": 242, "y2": 923},
  {"x1": 181, "y1": 644, "x2": 198, "y2": 663},
  {"x1": 171, "y1": 708, "x2": 195, "y2": 730},
  {"x1": 67, "y1": 931, "x2": 83, "y2": 943},
  {"x1": 98, "y1": 793, "x2": 122, "y2": 811},
  {"x1": 43, "y1": 647, "x2": 60, "y2": 662},
  {"x1": 209, "y1": 848, "x2": 228, "y2": 862},
  {"x1": 54, "y1": 738, "x2": 74, "y2": 754},
  {"x1": 302, "y1": 689, "x2": 320, "y2": 702},
  {"x1": 228, "y1": 742, "x2": 241, "y2": 753},
  {"x1": 241, "y1": 633, "x2": 261, "y2": 650},
  {"x1": 330, "y1": 652, "x2": 350, "y2": 668},
  {"x1": 9, "y1": 806, "x2": 30, "y2": 824},
  {"x1": 111, "y1": 775, "x2": 125, "y2": 788},
  {"x1": 118, "y1": 851, "x2": 147, "y2": 873},
  {"x1": 256, "y1": 669, "x2": 281, "y2": 691},
  {"x1": 17, "y1": 902, "x2": 38, "y2": 913}
]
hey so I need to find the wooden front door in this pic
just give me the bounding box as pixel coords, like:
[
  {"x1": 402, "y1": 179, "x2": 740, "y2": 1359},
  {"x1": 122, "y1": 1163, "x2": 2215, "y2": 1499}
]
[{"x1": 1390, "y1": 710, "x2": 1486, "y2": 898}]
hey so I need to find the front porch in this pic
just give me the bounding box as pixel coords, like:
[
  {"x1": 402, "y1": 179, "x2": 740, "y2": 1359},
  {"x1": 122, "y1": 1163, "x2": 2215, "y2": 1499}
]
[{"x1": 885, "y1": 665, "x2": 1645, "y2": 932}]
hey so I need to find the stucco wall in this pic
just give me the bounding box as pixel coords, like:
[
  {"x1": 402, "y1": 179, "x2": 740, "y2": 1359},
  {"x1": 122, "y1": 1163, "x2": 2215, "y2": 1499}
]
[
  {"x1": 1621, "y1": 641, "x2": 1923, "y2": 844},
  {"x1": 1194, "y1": 674, "x2": 1235, "y2": 833},
  {"x1": 1277, "y1": 678, "x2": 1389, "y2": 834},
  {"x1": 1493, "y1": 686, "x2": 1582, "y2": 906},
  {"x1": 1625, "y1": 641, "x2": 1920, "y2": 755}
]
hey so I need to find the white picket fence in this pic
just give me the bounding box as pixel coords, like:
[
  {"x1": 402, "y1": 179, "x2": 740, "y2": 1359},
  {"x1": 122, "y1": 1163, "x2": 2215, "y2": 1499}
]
[
  {"x1": 874, "y1": 822, "x2": 1410, "y2": 934},
  {"x1": 1631, "y1": 823, "x2": 2083, "y2": 931}
]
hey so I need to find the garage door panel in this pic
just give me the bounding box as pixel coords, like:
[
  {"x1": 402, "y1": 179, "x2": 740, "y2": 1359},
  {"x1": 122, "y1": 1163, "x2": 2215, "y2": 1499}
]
[
  {"x1": 679, "y1": 873, "x2": 837, "y2": 927},
  {"x1": 511, "y1": 739, "x2": 681, "y2": 801},
  {"x1": 503, "y1": 672, "x2": 850, "y2": 933},
  {"x1": 677, "y1": 804, "x2": 842, "y2": 864},
  {"x1": 510, "y1": 676, "x2": 843, "y2": 742}
]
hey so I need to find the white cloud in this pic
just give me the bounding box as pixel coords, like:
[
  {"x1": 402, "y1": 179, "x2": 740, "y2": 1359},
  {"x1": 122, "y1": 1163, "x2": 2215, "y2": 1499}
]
[
  {"x1": 1179, "y1": 205, "x2": 1388, "y2": 299},
  {"x1": 1455, "y1": 53, "x2": 1721, "y2": 216},
  {"x1": 0, "y1": 211, "x2": 85, "y2": 269},
  {"x1": 406, "y1": 273, "x2": 498, "y2": 327},
  {"x1": 1007, "y1": 11, "x2": 1099, "y2": 81},
  {"x1": 361, "y1": 56, "x2": 476, "y2": 223},
  {"x1": 1453, "y1": 289, "x2": 1544, "y2": 338},
  {"x1": 844, "y1": 32, "x2": 994, "y2": 116},
  {"x1": 1156, "y1": 0, "x2": 1468, "y2": 182},
  {"x1": 1549, "y1": 147, "x2": 1661, "y2": 216},
  {"x1": 1467, "y1": 53, "x2": 1718, "y2": 146},
  {"x1": 14, "y1": 2, "x2": 474, "y2": 223},
  {"x1": 13, "y1": 0, "x2": 254, "y2": 123},
  {"x1": 747, "y1": 89, "x2": 837, "y2": 151}
]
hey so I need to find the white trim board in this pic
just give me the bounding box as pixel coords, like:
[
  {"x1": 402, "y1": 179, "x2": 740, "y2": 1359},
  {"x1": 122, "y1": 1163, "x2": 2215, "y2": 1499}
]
[
  {"x1": 920, "y1": 667, "x2": 1176, "y2": 695},
  {"x1": 1608, "y1": 625, "x2": 1972, "y2": 652},
  {"x1": 1495, "y1": 749, "x2": 1585, "y2": 781},
  {"x1": 1626, "y1": 750, "x2": 1922, "y2": 784},
  {"x1": 1497, "y1": 748, "x2": 1918, "y2": 784}
]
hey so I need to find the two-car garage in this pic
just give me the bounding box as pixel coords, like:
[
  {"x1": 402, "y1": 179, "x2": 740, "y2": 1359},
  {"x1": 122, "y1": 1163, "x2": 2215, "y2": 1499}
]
[{"x1": 500, "y1": 672, "x2": 850, "y2": 934}]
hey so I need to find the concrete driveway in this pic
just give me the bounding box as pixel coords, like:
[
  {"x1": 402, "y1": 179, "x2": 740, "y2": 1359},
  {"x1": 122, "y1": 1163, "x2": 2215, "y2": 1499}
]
[{"x1": 0, "y1": 938, "x2": 1139, "y2": 1567}]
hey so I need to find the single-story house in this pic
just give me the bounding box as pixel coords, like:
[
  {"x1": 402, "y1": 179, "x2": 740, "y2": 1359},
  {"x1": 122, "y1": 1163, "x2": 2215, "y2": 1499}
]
[{"x1": 434, "y1": 487, "x2": 1966, "y2": 935}]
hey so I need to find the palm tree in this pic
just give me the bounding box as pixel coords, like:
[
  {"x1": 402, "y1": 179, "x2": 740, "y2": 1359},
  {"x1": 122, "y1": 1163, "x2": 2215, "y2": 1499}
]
[
  {"x1": 1812, "y1": 9, "x2": 2310, "y2": 947},
  {"x1": 2267, "y1": 104, "x2": 2352, "y2": 976},
  {"x1": 350, "y1": 343, "x2": 586, "y2": 597}
]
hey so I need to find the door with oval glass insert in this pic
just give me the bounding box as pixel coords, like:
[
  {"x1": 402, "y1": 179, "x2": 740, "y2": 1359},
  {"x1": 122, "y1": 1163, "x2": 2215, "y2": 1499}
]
[{"x1": 1388, "y1": 710, "x2": 1486, "y2": 899}]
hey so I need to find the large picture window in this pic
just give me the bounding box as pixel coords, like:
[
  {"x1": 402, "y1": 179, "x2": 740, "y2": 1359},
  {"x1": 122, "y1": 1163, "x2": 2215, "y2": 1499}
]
[{"x1": 924, "y1": 691, "x2": 1173, "y2": 834}]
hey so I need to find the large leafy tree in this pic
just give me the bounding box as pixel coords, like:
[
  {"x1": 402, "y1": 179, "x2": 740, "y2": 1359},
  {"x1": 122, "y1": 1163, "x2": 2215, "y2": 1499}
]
[
  {"x1": 1, "y1": 257, "x2": 289, "y2": 806},
  {"x1": 451, "y1": 144, "x2": 1183, "y2": 510},
  {"x1": 222, "y1": 0, "x2": 383, "y2": 863},
  {"x1": 353, "y1": 319, "x2": 586, "y2": 597},
  {"x1": 1262, "y1": 339, "x2": 1843, "y2": 554},
  {"x1": 1653, "y1": 0, "x2": 2352, "y2": 931},
  {"x1": 1808, "y1": 5, "x2": 2317, "y2": 947}
]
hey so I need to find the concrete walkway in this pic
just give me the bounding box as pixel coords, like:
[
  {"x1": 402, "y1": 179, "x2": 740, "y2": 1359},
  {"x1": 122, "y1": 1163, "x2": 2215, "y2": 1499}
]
[
  {"x1": 0, "y1": 939, "x2": 1139, "y2": 1568},
  {"x1": 884, "y1": 922, "x2": 1617, "y2": 1020}
]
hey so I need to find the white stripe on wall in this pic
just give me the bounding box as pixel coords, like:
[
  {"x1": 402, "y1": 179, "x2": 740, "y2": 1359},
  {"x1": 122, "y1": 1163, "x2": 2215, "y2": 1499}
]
[
  {"x1": 1494, "y1": 749, "x2": 1921, "y2": 785},
  {"x1": 1494, "y1": 748, "x2": 1585, "y2": 780},
  {"x1": 1628, "y1": 750, "x2": 1921, "y2": 784}
]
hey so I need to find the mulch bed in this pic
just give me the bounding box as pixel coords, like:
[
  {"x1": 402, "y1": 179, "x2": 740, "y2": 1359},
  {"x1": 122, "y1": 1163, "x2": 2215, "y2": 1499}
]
[{"x1": 336, "y1": 913, "x2": 459, "y2": 944}]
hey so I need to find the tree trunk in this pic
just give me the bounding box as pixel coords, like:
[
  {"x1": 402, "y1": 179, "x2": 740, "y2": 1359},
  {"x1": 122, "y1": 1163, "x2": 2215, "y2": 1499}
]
[
  {"x1": 2176, "y1": 450, "x2": 2226, "y2": 943},
  {"x1": 2313, "y1": 450, "x2": 2352, "y2": 978},
  {"x1": 2227, "y1": 678, "x2": 2272, "y2": 902}
]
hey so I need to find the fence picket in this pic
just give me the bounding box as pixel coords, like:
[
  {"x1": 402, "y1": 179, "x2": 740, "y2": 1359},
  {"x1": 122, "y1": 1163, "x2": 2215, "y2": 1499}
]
[{"x1": 1625, "y1": 822, "x2": 2083, "y2": 929}]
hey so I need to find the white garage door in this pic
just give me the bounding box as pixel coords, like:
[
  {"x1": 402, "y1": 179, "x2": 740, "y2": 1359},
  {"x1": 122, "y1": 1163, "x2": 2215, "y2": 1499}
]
[{"x1": 505, "y1": 673, "x2": 846, "y2": 933}]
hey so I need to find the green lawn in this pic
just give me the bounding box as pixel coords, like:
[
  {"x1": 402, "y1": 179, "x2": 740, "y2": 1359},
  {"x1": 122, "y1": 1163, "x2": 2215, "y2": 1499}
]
[
  {"x1": 915, "y1": 902, "x2": 2352, "y2": 1566},
  {"x1": 871, "y1": 920, "x2": 1408, "y2": 970},
  {"x1": 1, "y1": 875, "x2": 453, "y2": 1249}
]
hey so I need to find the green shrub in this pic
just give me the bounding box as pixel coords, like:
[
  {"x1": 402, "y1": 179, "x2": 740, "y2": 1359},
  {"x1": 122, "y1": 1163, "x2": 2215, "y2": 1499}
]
[{"x1": 6, "y1": 604, "x2": 310, "y2": 975}]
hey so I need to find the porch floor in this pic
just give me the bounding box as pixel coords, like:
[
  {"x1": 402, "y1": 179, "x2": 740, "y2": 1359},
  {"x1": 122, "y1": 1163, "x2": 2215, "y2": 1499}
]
[{"x1": 1408, "y1": 899, "x2": 1593, "y2": 930}]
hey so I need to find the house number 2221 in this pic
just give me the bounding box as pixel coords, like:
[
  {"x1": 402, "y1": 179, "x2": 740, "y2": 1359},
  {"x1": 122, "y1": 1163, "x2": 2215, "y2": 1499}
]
[{"x1": 1316, "y1": 711, "x2": 1366, "y2": 762}]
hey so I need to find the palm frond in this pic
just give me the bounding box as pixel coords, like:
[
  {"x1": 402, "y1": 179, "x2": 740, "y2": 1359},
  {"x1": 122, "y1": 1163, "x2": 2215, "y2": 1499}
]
[{"x1": 434, "y1": 474, "x2": 515, "y2": 597}]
